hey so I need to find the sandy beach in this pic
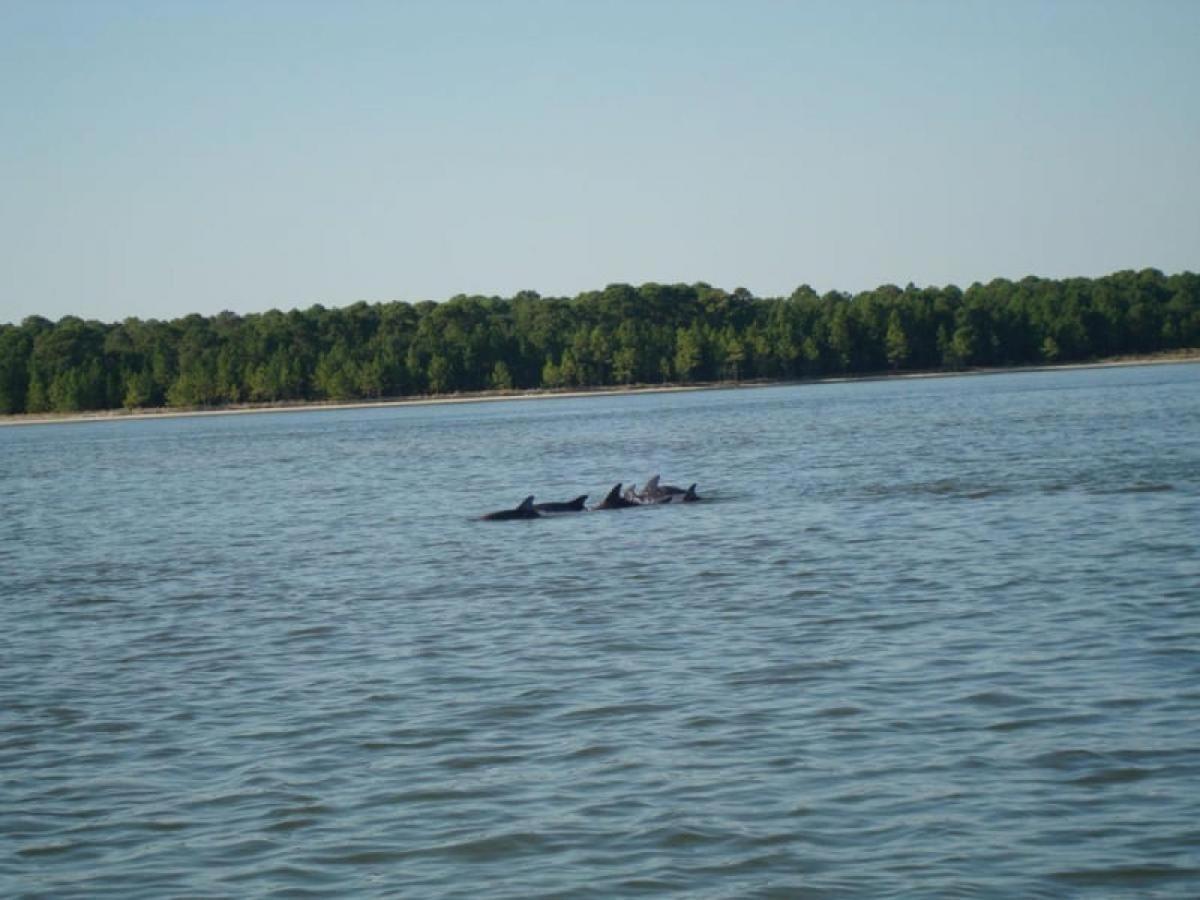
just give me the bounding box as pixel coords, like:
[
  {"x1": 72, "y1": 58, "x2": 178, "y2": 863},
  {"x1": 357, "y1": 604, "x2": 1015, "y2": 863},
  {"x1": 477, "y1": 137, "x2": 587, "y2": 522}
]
[{"x1": 3, "y1": 348, "x2": 1197, "y2": 428}]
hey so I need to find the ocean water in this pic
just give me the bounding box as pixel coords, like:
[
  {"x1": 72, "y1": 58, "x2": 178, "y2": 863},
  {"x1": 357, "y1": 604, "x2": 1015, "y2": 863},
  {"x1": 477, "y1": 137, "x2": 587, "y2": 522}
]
[{"x1": 2, "y1": 363, "x2": 1198, "y2": 898}]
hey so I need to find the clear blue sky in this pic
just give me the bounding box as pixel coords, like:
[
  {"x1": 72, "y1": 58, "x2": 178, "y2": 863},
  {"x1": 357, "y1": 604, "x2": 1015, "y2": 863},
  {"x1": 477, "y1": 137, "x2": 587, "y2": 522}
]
[{"x1": 2, "y1": 0, "x2": 1198, "y2": 324}]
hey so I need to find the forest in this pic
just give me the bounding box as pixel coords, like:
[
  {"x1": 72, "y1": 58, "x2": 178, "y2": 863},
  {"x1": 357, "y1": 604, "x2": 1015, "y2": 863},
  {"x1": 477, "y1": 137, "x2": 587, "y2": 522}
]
[{"x1": 1, "y1": 268, "x2": 1197, "y2": 415}]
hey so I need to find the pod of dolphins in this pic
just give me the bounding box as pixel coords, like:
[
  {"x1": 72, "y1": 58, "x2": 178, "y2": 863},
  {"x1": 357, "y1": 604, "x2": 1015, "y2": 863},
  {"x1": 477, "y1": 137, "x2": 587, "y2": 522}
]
[{"x1": 482, "y1": 475, "x2": 700, "y2": 520}]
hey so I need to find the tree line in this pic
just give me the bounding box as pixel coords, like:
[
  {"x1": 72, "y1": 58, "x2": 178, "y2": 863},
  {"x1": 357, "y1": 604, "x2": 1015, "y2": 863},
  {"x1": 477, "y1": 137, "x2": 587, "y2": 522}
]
[{"x1": 1, "y1": 268, "x2": 1197, "y2": 415}]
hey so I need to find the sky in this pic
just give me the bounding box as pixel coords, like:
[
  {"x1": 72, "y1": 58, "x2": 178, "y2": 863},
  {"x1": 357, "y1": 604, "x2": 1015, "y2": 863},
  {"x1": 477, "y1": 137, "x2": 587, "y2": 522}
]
[{"x1": 2, "y1": 0, "x2": 1198, "y2": 324}]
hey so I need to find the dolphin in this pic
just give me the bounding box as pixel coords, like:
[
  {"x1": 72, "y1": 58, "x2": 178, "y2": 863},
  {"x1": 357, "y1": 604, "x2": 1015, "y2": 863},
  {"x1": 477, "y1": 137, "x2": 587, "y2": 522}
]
[
  {"x1": 533, "y1": 495, "x2": 588, "y2": 513},
  {"x1": 481, "y1": 496, "x2": 540, "y2": 520},
  {"x1": 640, "y1": 475, "x2": 695, "y2": 503},
  {"x1": 657, "y1": 483, "x2": 700, "y2": 503},
  {"x1": 593, "y1": 483, "x2": 640, "y2": 510}
]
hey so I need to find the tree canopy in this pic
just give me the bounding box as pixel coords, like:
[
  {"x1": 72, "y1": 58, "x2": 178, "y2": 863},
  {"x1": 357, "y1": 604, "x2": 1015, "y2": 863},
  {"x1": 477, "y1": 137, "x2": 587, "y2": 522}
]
[{"x1": 2, "y1": 269, "x2": 1197, "y2": 415}]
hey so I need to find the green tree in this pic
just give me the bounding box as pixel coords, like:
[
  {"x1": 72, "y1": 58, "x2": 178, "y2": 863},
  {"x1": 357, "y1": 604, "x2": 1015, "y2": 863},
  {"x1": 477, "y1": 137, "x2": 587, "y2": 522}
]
[
  {"x1": 558, "y1": 349, "x2": 579, "y2": 387},
  {"x1": 719, "y1": 327, "x2": 745, "y2": 380},
  {"x1": 427, "y1": 354, "x2": 452, "y2": 393},
  {"x1": 314, "y1": 343, "x2": 358, "y2": 400},
  {"x1": 944, "y1": 324, "x2": 976, "y2": 369},
  {"x1": 2, "y1": 271, "x2": 1197, "y2": 416},
  {"x1": 885, "y1": 311, "x2": 910, "y2": 369},
  {"x1": 612, "y1": 346, "x2": 638, "y2": 384},
  {"x1": 489, "y1": 360, "x2": 513, "y2": 390},
  {"x1": 0, "y1": 327, "x2": 31, "y2": 413},
  {"x1": 674, "y1": 327, "x2": 702, "y2": 381},
  {"x1": 829, "y1": 305, "x2": 853, "y2": 371},
  {"x1": 123, "y1": 369, "x2": 154, "y2": 409}
]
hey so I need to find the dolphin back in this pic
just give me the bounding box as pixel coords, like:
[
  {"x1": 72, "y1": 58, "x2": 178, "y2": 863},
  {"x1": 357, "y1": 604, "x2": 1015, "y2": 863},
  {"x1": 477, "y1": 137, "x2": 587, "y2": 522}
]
[
  {"x1": 533, "y1": 494, "x2": 589, "y2": 513},
  {"x1": 486, "y1": 480, "x2": 698, "y2": 518},
  {"x1": 482, "y1": 495, "x2": 540, "y2": 520}
]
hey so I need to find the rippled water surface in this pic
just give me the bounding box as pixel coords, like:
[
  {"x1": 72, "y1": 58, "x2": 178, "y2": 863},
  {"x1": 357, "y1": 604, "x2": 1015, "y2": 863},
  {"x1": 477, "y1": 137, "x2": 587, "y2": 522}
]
[{"x1": 3, "y1": 363, "x2": 1199, "y2": 898}]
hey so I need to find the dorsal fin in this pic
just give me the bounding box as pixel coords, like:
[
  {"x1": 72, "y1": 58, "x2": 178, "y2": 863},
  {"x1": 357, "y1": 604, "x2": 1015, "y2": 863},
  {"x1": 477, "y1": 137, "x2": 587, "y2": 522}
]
[
  {"x1": 605, "y1": 484, "x2": 622, "y2": 502},
  {"x1": 685, "y1": 483, "x2": 698, "y2": 500},
  {"x1": 517, "y1": 495, "x2": 535, "y2": 511},
  {"x1": 570, "y1": 495, "x2": 588, "y2": 510},
  {"x1": 646, "y1": 475, "x2": 660, "y2": 491}
]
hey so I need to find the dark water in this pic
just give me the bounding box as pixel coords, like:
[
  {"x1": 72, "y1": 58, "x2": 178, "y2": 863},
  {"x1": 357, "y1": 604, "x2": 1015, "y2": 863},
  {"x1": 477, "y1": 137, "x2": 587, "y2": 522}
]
[{"x1": 2, "y1": 363, "x2": 1199, "y2": 898}]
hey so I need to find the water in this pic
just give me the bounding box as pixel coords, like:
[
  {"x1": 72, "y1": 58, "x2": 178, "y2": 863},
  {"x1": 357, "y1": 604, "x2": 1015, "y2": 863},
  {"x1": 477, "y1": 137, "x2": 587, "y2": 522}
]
[{"x1": 2, "y1": 363, "x2": 1198, "y2": 898}]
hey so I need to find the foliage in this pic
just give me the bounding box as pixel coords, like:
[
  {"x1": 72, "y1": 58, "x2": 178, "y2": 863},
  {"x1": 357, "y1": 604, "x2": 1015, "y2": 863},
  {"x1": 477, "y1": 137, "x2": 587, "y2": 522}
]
[{"x1": 1, "y1": 270, "x2": 1197, "y2": 414}]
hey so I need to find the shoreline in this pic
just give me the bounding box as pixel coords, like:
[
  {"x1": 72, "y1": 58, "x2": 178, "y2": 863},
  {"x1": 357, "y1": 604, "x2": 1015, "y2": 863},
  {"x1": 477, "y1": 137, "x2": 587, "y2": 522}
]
[{"x1": 3, "y1": 349, "x2": 1197, "y2": 428}]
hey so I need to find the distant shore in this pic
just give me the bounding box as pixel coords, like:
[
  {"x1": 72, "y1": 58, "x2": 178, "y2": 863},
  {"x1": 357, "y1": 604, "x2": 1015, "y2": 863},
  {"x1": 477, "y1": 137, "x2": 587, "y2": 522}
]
[{"x1": 3, "y1": 348, "x2": 1197, "y2": 428}]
